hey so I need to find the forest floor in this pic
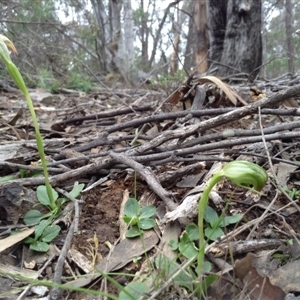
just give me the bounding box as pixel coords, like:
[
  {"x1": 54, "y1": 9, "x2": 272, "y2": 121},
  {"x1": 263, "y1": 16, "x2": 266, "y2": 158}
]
[{"x1": 1, "y1": 77, "x2": 300, "y2": 300}]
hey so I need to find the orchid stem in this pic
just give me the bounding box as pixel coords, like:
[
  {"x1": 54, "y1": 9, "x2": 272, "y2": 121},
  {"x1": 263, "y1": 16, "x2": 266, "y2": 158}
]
[
  {"x1": 197, "y1": 173, "x2": 223, "y2": 279},
  {"x1": 0, "y1": 38, "x2": 55, "y2": 210}
]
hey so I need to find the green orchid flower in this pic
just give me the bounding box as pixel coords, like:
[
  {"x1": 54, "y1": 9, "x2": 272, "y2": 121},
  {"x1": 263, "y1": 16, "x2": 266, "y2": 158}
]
[
  {"x1": 221, "y1": 160, "x2": 268, "y2": 192},
  {"x1": 197, "y1": 160, "x2": 268, "y2": 282}
]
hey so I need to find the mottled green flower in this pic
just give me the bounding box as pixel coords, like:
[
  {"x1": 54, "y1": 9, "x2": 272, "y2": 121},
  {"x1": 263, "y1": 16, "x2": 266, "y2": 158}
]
[{"x1": 221, "y1": 160, "x2": 268, "y2": 192}]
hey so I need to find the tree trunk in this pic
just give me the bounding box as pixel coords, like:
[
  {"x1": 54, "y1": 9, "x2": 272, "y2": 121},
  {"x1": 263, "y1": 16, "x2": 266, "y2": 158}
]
[
  {"x1": 194, "y1": 0, "x2": 209, "y2": 74},
  {"x1": 170, "y1": 0, "x2": 189, "y2": 75},
  {"x1": 207, "y1": 0, "x2": 262, "y2": 78},
  {"x1": 285, "y1": 0, "x2": 295, "y2": 75},
  {"x1": 183, "y1": 1, "x2": 196, "y2": 72},
  {"x1": 140, "y1": 0, "x2": 149, "y2": 72},
  {"x1": 206, "y1": 0, "x2": 227, "y2": 66}
]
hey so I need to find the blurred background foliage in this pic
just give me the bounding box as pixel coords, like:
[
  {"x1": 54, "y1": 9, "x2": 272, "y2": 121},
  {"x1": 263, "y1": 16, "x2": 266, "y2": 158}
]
[{"x1": 0, "y1": 0, "x2": 298, "y2": 91}]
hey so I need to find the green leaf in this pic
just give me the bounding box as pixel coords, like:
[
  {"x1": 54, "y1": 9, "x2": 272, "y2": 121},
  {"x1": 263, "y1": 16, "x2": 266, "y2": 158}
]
[
  {"x1": 23, "y1": 237, "x2": 35, "y2": 244},
  {"x1": 138, "y1": 218, "x2": 155, "y2": 230},
  {"x1": 0, "y1": 174, "x2": 17, "y2": 182},
  {"x1": 56, "y1": 197, "x2": 66, "y2": 208},
  {"x1": 154, "y1": 256, "x2": 193, "y2": 291},
  {"x1": 118, "y1": 281, "x2": 149, "y2": 300},
  {"x1": 179, "y1": 240, "x2": 198, "y2": 259},
  {"x1": 204, "y1": 206, "x2": 219, "y2": 227},
  {"x1": 139, "y1": 205, "x2": 156, "y2": 219},
  {"x1": 186, "y1": 224, "x2": 199, "y2": 241},
  {"x1": 23, "y1": 210, "x2": 45, "y2": 225},
  {"x1": 37, "y1": 185, "x2": 58, "y2": 207},
  {"x1": 123, "y1": 216, "x2": 132, "y2": 224},
  {"x1": 221, "y1": 213, "x2": 243, "y2": 227},
  {"x1": 124, "y1": 198, "x2": 140, "y2": 218},
  {"x1": 169, "y1": 239, "x2": 179, "y2": 250},
  {"x1": 126, "y1": 226, "x2": 143, "y2": 238},
  {"x1": 196, "y1": 260, "x2": 212, "y2": 276},
  {"x1": 69, "y1": 183, "x2": 85, "y2": 198},
  {"x1": 202, "y1": 274, "x2": 218, "y2": 292},
  {"x1": 125, "y1": 216, "x2": 139, "y2": 226},
  {"x1": 35, "y1": 219, "x2": 50, "y2": 240},
  {"x1": 178, "y1": 232, "x2": 198, "y2": 259},
  {"x1": 30, "y1": 241, "x2": 49, "y2": 252},
  {"x1": 205, "y1": 227, "x2": 224, "y2": 241},
  {"x1": 42, "y1": 225, "x2": 60, "y2": 243}
]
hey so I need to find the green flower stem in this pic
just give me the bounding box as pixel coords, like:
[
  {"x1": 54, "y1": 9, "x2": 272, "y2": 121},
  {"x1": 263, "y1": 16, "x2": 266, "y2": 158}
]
[
  {"x1": 197, "y1": 173, "x2": 223, "y2": 277},
  {"x1": 0, "y1": 38, "x2": 55, "y2": 210}
]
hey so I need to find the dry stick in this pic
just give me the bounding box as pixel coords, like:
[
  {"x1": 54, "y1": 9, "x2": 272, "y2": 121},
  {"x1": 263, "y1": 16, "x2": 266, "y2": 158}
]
[
  {"x1": 0, "y1": 156, "x2": 114, "y2": 188},
  {"x1": 49, "y1": 218, "x2": 76, "y2": 300},
  {"x1": 109, "y1": 151, "x2": 177, "y2": 211},
  {"x1": 245, "y1": 107, "x2": 300, "y2": 239},
  {"x1": 0, "y1": 161, "x2": 63, "y2": 173},
  {"x1": 2, "y1": 131, "x2": 300, "y2": 191},
  {"x1": 174, "y1": 120, "x2": 300, "y2": 150},
  {"x1": 54, "y1": 106, "x2": 300, "y2": 159},
  {"x1": 125, "y1": 88, "x2": 300, "y2": 157},
  {"x1": 104, "y1": 107, "x2": 300, "y2": 135},
  {"x1": 53, "y1": 104, "x2": 153, "y2": 127},
  {"x1": 55, "y1": 187, "x2": 81, "y2": 233},
  {"x1": 2, "y1": 86, "x2": 300, "y2": 189},
  {"x1": 130, "y1": 131, "x2": 300, "y2": 162}
]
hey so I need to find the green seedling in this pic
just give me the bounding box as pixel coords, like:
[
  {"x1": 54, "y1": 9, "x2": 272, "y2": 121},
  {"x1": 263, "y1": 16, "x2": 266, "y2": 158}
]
[
  {"x1": 23, "y1": 219, "x2": 60, "y2": 252},
  {"x1": 23, "y1": 183, "x2": 84, "y2": 252},
  {"x1": 24, "y1": 183, "x2": 84, "y2": 225},
  {"x1": 170, "y1": 224, "x2": 200, "y2": 260},
  {"x1": 0, "y1": 35, "x2": 54, "y2": 210},
  {"x1": 197, "y1": 160, "x2": 268, "y2": 282},
  {"x1": 123, "y1": 198, "x2": 156, "y2": 238},
  {"x1": 154, "y1": 255, "x2": 194, "y2": 292},
  {"x1": 272, "y1": 252, "x2": 289, "y2": 264},
  {"x1": 204, "y1": 205, "x2": 243, "y2": 241},
  {"x1": 169, "y1": 224, "x2": 216, "y2": 296},
  {"x1": 284, "y1": 187, "x2": 300, "y2": 199}
]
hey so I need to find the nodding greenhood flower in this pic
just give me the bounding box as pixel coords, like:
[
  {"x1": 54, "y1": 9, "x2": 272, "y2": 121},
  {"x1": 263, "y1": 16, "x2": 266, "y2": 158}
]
[
  {"x1": 0, "y1": 34, "x2": 17, "y2": 63},
  {"x1": 197, "y1": 160, "x2": 268, "y2": 283},
  {"x1": 219, "y1": 160, "x2": 268, "y2": 192},
  {"x1": 0, "y1": 34, "x2": 17, "y2": 53}
]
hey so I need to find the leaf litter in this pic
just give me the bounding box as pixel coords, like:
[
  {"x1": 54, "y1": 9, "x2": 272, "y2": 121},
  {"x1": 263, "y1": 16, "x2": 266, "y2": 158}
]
[{"x1": 1, "y1": 77, "x2": 300, "y2": 299}]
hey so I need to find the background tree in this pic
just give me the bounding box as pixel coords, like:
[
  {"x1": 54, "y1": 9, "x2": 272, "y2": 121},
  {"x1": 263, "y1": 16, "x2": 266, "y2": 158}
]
[
  {"x1": 285, "y1": 0, "x2": 295, "y2": 75},
  {"x1": 0, "y1": 0, "x2": 298, "y2": 91},
  {"x1": 206, "y1": 0, "x2": 262, "y2": 78}
]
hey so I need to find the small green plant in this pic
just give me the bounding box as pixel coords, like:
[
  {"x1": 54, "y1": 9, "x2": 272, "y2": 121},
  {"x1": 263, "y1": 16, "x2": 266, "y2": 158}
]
[
  {"x1": 123, "y1": 198, "x2": 156, "y2": 238},
  {"x1": 197, "y1": 160, "x2": 268, "y2": 282},
  {"x1": 23, "y1": 219, "x2": 60, "y2": 252},
  {"x1": 66, "y1": 72, "x2": 93, "y2": 92},
  {"x1": 204, "y1": 205, "x2": 243, "y2": 241},
  {"x1": 284, "y1": 187, "x2": 300, "y2": 199},
  {"x1": 23, "y1": 183, "x2": 84, "y2": 252}
]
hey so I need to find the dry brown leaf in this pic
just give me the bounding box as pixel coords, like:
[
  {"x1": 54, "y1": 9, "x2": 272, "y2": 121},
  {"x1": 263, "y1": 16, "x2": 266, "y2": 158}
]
[
  {"x1": 0, "y1": 228, "x2": 34, "y2": 253},
  {"x1": 196, "y1": 75, "x2": 248, "y2": 106},
  {"x1": 234, "y1": 253, "x2": 286, "y2": 300}
]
